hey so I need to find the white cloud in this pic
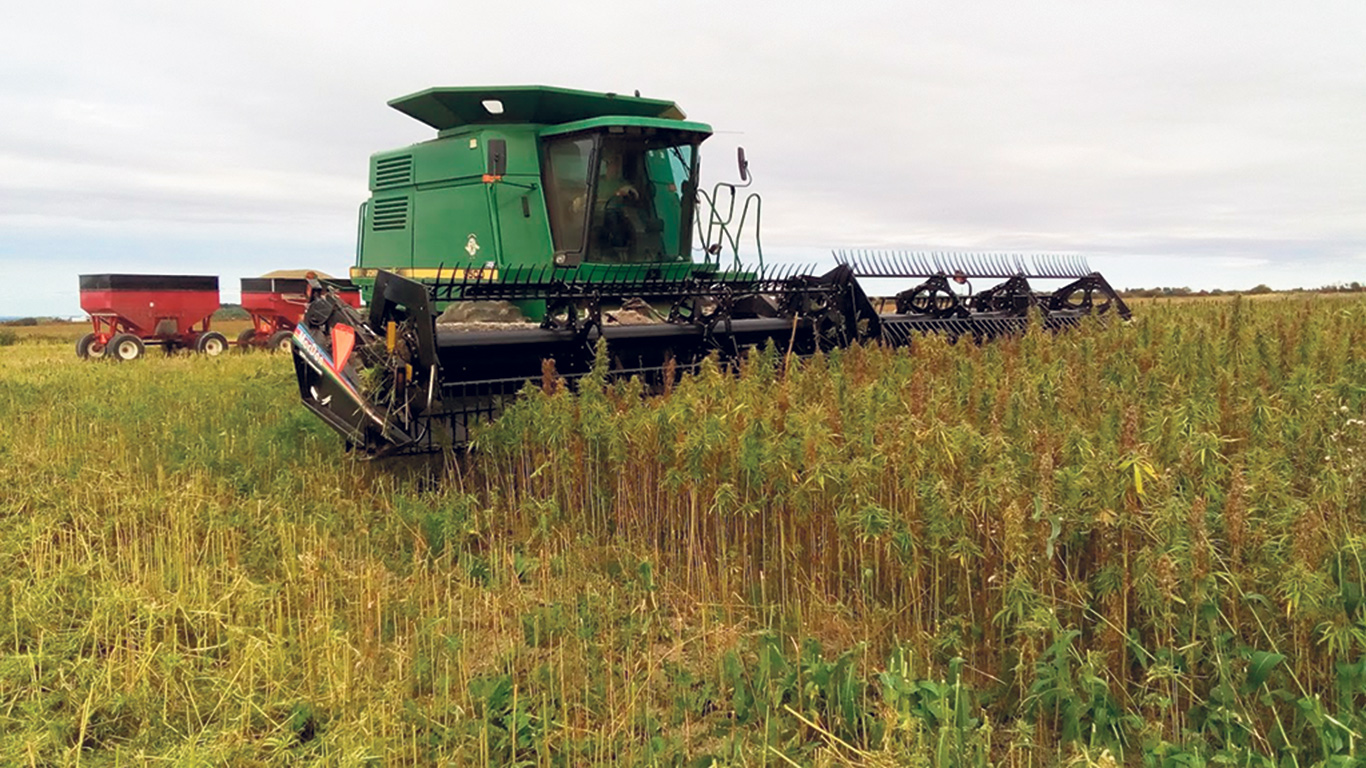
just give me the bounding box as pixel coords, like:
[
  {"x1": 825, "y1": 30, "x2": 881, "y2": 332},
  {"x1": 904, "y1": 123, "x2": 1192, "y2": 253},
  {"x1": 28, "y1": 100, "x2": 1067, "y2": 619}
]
[{"x1": 2, "y1": 0, "x2": 1365, "y2": 315}]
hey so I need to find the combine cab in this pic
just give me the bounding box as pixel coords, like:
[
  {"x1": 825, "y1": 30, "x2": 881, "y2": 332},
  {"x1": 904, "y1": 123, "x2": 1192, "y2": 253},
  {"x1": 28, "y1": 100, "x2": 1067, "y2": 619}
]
[
  {"x1": 291, "y1": 85, "x2": 1130, "y2": 456},
  {"x1": 348, "y1": 86, "x2": 728, "y2": 320}
]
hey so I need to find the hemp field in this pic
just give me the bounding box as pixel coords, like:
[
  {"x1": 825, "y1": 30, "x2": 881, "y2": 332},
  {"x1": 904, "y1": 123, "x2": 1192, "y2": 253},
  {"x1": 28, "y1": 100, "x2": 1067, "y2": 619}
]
[{"x1": 2, "y1": 296, "x2": 1366, "y2": 765}]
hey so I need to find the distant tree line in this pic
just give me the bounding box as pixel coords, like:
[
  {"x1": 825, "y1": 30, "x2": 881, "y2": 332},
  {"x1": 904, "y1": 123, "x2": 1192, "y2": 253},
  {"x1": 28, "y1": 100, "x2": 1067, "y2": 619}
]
[
  {"x1": 1120, "y1": 282, "x2": 1364, "y2": 298},
  {"x1": 212, "y1": 303, "x2": 250, "y2": 321}
]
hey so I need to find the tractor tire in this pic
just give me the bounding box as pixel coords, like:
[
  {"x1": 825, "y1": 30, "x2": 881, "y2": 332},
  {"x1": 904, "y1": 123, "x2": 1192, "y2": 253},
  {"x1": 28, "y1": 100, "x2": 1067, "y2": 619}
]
[
  {"x1": 76, "y1": 333, "x2": 107, "y2": 360},
  {"x1": 108, "y1": 333, "x2": 145, "y2": 361},
  {"x1": 267, "y1": 330, "x2": 294, "y2": 353},
  {"x1": 236, "y1": 328, "x2": 257, "y2": 350},
  {"x1": 196, "y1": 331, "x2": 228, "y2": 357}
]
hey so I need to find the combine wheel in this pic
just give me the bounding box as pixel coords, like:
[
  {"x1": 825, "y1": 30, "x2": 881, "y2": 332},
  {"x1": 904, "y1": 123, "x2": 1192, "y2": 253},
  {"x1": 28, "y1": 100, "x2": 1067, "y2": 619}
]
[
  {"x1": 108, "y1": 333, "x2": 145, "y2": 361},
  {"x1": 236, "y1": 328, "x2": 257, "y2": 350},
  {"x1": 196, "y1": 331, "x2": 228, "y2": 357},
  {"x1": 267, "y1": 330, "x2": 294, "y2": 352},
  {"x1": 76, "y1": 333, "x2": 107, "y2": 360}
]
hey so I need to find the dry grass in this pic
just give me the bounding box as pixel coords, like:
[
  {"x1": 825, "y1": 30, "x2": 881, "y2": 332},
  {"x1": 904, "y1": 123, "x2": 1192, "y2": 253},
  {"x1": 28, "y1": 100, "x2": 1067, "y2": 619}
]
[{"x1": 3, "y1": 294, "x2": 1366, "y2": 765}]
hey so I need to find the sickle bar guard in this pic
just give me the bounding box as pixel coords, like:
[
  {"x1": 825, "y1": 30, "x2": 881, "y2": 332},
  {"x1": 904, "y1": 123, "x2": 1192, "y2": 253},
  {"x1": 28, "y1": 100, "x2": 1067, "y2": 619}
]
[{"x1": 291, "y1": 259, "x2": 1129, "y2": 457}]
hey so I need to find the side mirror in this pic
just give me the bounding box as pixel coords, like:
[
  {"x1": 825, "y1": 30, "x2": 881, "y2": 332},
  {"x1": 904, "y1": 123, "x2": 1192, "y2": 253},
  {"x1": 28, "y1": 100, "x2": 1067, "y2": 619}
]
[
  {"x1": 737, "y1": 147, "x2": 749, "y2": 182},
  {"x1": 487, "y1": 139, "x2": 507, "y2": 177}
]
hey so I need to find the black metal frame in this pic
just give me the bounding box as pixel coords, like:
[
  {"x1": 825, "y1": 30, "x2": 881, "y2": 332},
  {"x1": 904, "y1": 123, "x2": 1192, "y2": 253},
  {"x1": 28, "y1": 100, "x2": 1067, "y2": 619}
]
[{"x1": 292, "y1": 254, "x2": 1130, "y2": 457}]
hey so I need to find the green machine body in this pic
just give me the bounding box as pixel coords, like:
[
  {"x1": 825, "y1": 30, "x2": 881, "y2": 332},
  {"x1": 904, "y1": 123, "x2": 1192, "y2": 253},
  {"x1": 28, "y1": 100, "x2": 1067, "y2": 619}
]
[{"x1": 350, "y1": 85, "x2": 728, "y2": 319}]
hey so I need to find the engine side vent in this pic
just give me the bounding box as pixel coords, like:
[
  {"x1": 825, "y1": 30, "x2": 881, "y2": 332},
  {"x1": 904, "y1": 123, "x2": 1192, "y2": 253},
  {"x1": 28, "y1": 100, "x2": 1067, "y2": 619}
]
[
  {"x1": 372, "y1": 197, "x2": 409, "y2": 231},
  {"x1": 374, "y1": 155, "x2": 414, "y2": 189}
]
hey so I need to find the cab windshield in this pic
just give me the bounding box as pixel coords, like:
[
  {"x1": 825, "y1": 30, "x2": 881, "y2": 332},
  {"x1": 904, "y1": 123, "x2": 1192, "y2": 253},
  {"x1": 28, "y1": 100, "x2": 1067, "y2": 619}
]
[{"x1": 541, "y1": 130, "x2": 699, "y2": 265}]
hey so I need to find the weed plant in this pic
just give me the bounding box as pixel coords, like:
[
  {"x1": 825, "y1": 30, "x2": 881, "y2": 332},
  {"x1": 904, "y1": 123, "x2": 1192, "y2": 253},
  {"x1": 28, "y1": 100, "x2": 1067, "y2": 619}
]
[{"x1": 2, "y1": 296, "x2": 1365, "y2": 765}]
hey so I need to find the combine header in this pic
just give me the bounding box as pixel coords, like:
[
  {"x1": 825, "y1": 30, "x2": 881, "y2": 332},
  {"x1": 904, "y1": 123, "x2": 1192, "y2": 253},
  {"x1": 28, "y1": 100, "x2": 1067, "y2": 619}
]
[{"x1": 289, "y1": 85, "x2": 1130, "y2": 456}]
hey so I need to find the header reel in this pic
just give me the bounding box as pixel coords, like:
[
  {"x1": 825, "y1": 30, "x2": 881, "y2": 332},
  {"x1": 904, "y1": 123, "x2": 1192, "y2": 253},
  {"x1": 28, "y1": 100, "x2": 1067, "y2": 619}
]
[{"x1": 834, "y1": 250, "x2": 1131, "y2": 321}]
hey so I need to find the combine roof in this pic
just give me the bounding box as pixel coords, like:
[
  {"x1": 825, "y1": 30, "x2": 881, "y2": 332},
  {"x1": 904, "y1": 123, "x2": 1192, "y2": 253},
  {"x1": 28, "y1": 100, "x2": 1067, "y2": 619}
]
[{"x1": 389, "y1": 85, "x2": 687, "y2": 131}]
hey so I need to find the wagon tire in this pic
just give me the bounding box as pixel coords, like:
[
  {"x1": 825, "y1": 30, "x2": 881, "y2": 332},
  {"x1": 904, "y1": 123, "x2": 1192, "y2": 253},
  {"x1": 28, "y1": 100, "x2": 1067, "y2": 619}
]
[
  {"x1": 196, "y1": 331, "x2": 228, "y2": 357},
  {"x1": 236, "y1": 328, "x2": 257, "y2": 350},
  {"x1": 108, "y1": 333, "x2": 145, "y2": 361},
  {"x1": 267, "y1": 330, "x2": 294, "y2": 353},
  {"x1": 76, "y1": 333, "x2": 107, "y2": 360}
]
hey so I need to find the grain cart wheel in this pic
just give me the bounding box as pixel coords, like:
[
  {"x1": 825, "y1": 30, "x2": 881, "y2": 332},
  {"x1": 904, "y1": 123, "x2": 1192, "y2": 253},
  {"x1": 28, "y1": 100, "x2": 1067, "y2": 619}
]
[
  {"x1": 196, "y1": 331, "x2": 228, "y2": 357},
  {"x1": 76, "y1": 333, "x2": 107, "y2": 360},
  {"x1": 235, "y1": 328, "x2": 257, "y2": 351},
  {"x1": 267, "y1": 330, "x2": 294, "y2": 352},
  {"x1": 108, "y1": 333, "x2": 145, "y2": 361}
]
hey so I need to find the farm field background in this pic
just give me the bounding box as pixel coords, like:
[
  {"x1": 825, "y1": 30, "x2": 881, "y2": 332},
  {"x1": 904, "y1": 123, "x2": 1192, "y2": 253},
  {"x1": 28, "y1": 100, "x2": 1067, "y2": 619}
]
[{"x1": 2, "y1": 297, "x2": 1366, "y2": 765}]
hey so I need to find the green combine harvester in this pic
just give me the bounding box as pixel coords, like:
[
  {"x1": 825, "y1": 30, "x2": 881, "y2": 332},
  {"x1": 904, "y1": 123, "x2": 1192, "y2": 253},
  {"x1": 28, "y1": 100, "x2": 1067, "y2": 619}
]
[{"x1": 292, "y1": 85, "x2": 1130, "y2": 456}]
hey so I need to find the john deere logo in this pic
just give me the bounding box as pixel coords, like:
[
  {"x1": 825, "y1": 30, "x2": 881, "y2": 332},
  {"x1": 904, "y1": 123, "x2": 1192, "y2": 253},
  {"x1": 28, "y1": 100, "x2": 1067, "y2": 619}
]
[{"x1": 465, "y1": 234, "x2": 480, "y2": 257}]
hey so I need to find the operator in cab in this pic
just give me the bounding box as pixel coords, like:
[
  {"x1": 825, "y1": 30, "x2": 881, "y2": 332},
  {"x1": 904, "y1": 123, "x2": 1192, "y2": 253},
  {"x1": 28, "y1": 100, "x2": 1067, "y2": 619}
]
[{"x1": 591, "y1": 146, "x2": 658, "y2": 261}]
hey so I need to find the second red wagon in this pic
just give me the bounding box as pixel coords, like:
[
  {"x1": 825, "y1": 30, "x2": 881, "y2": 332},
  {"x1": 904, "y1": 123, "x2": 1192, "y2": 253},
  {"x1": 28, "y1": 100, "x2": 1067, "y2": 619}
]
[{"x1": 238, "y1": 276, "x2": 361, "y2": 352}]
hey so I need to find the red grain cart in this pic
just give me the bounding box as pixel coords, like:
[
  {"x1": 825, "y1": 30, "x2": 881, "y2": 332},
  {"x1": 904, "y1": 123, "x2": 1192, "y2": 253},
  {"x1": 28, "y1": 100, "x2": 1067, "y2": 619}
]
[
  {"x1": 77, "y1": 274, "x2": 226, "y2": 361},
  {"x1": 238, "y1": 277, "x2": 362, "y2": 352}
]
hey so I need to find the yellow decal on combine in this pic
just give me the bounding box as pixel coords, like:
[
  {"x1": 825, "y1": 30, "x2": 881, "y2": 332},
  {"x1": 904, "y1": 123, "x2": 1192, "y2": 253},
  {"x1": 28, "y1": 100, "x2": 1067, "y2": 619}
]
[{"x1": 350, "y1": 267, "x2": 500, "y2": 281}]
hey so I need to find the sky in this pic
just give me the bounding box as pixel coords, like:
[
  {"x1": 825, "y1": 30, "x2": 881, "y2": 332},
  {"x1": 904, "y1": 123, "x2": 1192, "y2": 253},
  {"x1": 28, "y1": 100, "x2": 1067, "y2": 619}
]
[{"x1": 3, "y1": 1, "x2": 1365, "y2": 317}]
